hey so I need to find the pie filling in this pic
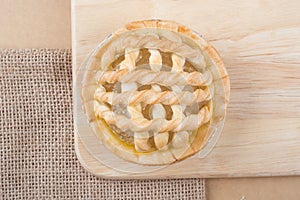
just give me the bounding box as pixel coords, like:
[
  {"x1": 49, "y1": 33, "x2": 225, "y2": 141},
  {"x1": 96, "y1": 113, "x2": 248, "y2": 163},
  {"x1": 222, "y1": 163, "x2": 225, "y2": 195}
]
[{"x1": 93, "y1": 47, "x2": 213, "y2": 153}]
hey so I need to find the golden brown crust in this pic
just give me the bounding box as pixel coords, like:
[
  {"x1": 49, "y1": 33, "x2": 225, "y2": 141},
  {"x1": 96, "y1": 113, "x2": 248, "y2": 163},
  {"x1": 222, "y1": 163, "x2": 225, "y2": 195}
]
[{"x1": 82, "y1": 19, "x2": 230, "y2": 165}]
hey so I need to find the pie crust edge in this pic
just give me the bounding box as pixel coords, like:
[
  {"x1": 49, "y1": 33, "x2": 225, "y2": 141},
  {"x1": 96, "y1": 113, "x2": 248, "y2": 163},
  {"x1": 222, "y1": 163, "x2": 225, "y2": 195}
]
[{"x1": 81, "y1": 19, "x2": 230, "y2": 165}]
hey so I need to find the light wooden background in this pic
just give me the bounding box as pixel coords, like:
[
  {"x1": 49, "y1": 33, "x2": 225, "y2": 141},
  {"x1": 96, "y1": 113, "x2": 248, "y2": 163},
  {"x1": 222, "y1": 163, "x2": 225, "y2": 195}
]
[{"x1": 72, "y1": 0, "x2": 300, "y2": 178}]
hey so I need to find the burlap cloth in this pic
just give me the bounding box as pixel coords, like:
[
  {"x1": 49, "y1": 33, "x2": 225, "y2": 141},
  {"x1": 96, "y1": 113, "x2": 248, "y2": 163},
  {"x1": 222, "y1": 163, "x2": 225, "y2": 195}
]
[{"x1": 0, "y1": 49, "x2": 205, "y2": 199}]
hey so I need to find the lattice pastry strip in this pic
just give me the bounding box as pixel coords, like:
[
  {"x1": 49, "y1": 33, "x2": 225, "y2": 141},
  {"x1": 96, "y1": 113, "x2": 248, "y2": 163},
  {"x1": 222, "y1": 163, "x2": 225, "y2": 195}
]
[
  {"x1": 121, "y1": 49, "x2": 152, "y2": 152},
  {"x1": 95, "y1": 101, "x2": 211, "y2": 132},
  {"x1": 95, "y1": 87, "x2": 211, "y2": 105},
  {"x1": 148, "y1": 50, "x2": 169, "y2": 150},
  {"x1": 96, "y1": 68, "x2": 212, "y2": 86}
]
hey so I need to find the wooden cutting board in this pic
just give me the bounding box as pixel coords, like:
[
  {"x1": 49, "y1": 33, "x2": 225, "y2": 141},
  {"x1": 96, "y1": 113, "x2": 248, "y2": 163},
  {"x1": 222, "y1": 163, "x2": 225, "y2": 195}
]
[{"x1": 72, "y1": 0, "x2": 300, "y2": 178}]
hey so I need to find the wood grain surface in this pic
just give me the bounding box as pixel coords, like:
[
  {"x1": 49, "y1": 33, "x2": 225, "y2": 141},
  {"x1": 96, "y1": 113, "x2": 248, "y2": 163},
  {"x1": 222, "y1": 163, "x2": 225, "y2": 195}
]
[{"x1": 72, "y1": 0, "x2": 300, "y2": 178}]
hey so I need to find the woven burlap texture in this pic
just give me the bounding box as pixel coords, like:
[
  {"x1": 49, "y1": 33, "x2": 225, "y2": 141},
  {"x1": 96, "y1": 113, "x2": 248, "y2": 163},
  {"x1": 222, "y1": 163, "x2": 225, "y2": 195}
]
[{"x1": 0, "y1": 49, "x2": 205, "y2": 199}]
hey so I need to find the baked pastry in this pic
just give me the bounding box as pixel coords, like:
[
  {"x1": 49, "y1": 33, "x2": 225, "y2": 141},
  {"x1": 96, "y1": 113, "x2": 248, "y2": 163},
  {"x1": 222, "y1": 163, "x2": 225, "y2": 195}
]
[{"x1": 81, "y1": 20, "x2": 230, "y2": 165}]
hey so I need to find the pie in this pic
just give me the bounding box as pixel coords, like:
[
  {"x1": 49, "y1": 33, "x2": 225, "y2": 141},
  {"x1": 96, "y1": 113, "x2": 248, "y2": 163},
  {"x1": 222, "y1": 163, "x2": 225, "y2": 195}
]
[{"x1": 81, "y1": 20, "x2": 230, "y2": 165}]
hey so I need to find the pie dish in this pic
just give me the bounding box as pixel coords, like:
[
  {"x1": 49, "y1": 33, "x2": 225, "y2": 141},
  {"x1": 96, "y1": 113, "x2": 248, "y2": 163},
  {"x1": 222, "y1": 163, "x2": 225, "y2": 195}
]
[{"x1": 81, "y1": 20, "x2": 230, "y2": 165}]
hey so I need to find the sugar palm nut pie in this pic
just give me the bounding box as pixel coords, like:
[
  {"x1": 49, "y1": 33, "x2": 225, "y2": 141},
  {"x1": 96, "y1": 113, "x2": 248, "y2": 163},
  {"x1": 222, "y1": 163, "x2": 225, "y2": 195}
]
[{"x1": 81, "y1": 20, "x2": 230, "y2": 165}]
